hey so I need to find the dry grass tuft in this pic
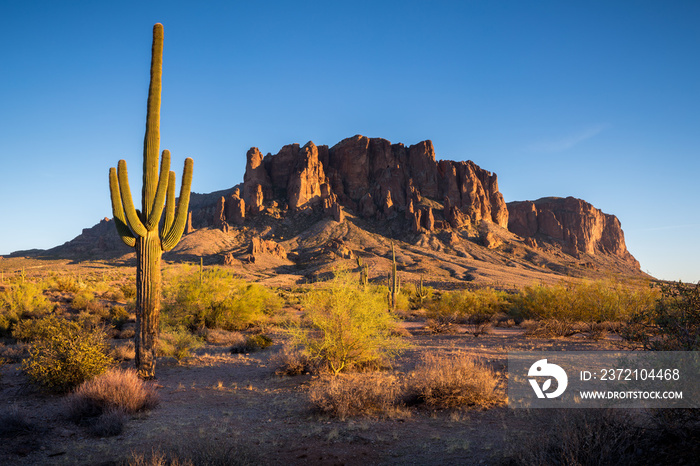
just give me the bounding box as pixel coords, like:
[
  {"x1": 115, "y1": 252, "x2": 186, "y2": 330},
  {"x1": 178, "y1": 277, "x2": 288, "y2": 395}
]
[
  {"x1": 128, "y1": 437, "x2": 259, "y2": 466},
  {"x1": 272, "y1": 345, "x2": 313, "y2": 376},
  {"x1": 199, "y1": 328, "x2": 245, "y2": 346},
  {"x1": 229, "y1": 334, "x2": 273, "y2": 354},
  {"x1": 511, "y1": 409, "x2": 644, "y2": 466},
  {"x1": 309, "y1": 372, "x2": 405, "y2": 420},
  {"x1": 0, "y1": 405, "x2": 40, "y2": 438},
  {"x1": 66, "y1": 368, "x2": 159, "y2": 423},
  {"x1": 406, "y1": 352, "x2": 503, "y2": 409},
  {"x1": 113, "y1": 340, "x2": 135, "y2": 361}
]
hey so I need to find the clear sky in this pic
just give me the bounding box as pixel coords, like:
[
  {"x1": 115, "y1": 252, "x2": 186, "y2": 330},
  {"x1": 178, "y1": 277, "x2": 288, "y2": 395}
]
[{"x1": 1, "y1": 1, "x2": 698, "y2": 282}]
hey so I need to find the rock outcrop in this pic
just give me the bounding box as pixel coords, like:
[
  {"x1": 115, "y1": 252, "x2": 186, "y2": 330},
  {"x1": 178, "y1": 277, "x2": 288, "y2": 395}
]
[
  {"x1": 507, "y1": 197, "x2": 638, "y2": 265},
  {"x1": 240, "y1": 134, "x2": 509, "y2": 229}
]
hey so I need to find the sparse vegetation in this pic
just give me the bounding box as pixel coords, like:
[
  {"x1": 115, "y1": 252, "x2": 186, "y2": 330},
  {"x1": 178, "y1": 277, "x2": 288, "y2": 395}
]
[{"x1": 510, "y1": 409, "x2": 644, "y2": 466}]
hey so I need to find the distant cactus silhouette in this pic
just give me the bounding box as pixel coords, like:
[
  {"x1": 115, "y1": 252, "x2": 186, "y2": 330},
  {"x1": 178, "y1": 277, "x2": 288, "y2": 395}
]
[
  {"x1": 415, "y1": 274, "x2": 429, "y2": 306},
  {"x1": 388, "y1": 243, "x2": 400, "y2": 310},
  {"x1": 356, "y1": 256, "x2": 369, "y2": 287},
  {"x1": 108, "y1": 23, "x2": 193, "y2": 379}
]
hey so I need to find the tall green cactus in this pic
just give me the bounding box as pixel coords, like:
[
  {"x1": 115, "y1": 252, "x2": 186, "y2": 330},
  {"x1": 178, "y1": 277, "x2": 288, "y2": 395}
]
[{"x1": 109, "y1": 23, "x2": 193, "y2": 379}]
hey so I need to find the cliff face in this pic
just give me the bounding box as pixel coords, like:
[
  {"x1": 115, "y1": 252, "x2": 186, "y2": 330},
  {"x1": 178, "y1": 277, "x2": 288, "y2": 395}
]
[
  {"x1": 237, "y1": 134, "x2": 508, "y2": 230},
  {"x1": 507, "y1": 197, "x2": 639, "y2": 266}
]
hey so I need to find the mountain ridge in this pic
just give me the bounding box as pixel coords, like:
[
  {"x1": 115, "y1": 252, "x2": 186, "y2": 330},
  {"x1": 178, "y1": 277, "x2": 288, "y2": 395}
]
[{"x1": 9, "y1": 135, "x2": 646, "y2": 287}]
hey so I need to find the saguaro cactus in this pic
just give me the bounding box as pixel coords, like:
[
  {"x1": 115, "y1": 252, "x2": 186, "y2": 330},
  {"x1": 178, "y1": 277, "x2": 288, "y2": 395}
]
[
  {"x1": 415, "y1": 274, "x2": 429, "y2": 307},
  {"x1": 108, "y1": 23, "x2": 193, "y2": 379},
  {"x1": 388, "y1": 243, "x2": 400, "y2": 310}
]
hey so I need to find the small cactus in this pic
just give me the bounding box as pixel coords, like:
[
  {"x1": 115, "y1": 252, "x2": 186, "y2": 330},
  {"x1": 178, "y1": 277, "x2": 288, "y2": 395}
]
[
  {"x1": 108, "y1": 24, "x2": 193, "y2": 379},
  {"x1": 357, "y1": 256, "x2": 369, "y2": 287}
]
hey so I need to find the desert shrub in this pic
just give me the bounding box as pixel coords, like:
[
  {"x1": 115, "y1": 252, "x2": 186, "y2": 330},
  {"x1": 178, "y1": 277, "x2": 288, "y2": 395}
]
[
  {"x1": 273, "y1": 345, "x2": 313, "y2": 376},
  {"x1": 48, "y1": 273, "x2": 85, "y2": 293},
  {"x1": 464, "y1": 313, "x2": 493, "y2": 337},
  {"x1": 406, "y1": 352, "x2": 502, "y2": 409},
  {"x1": 425, "y1": 287, "x2": 506, "y2": 329},
  {"x1": 72, "y1": 291, "x2": 96, "y2": 311},
  {"x1": 158, "y1": 327, "x2": 204, "y2": 362},
  {"x1": 511, "y1": 409, "x2": 644, "y2": 466},
  {"x1": 110, "y1": 305, "x2": 131, "y2": 330},
  {"x1": 288, "y1": 272, "x2": 408, "y2": 375},
  {"x1": 230, "y1": 334, "x2": 273, "y2": 354},
  {"x1": 120, "y1": 282, "x2": 137, "y2": 300},
  {"x1": 513, "y1": 280, "x2": 657, "y2": 325},
  {"x1": 0, "y1": 277, "x2": 51, "y2": 336},
  {"x1": 308, "y1": 372, "x2": 403, "y2": 419},
  {"x1": 164, "y1": 267, "x2": 281, "y2": 331},
  {"x1": 66, "y1": 368, "x2": 159, "y2": 423},
  {"x1": 623, "y1": 281, "x2": 700, "y2": 350},
  {"x1": 22, "y1": 316, "x2": 113, "y2": 393}
]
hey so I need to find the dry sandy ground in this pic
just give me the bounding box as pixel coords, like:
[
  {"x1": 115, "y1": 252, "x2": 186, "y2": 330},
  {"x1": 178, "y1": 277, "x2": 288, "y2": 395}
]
[{"x1": 0, "y1": 327, "x2": 627, "y2": 466}]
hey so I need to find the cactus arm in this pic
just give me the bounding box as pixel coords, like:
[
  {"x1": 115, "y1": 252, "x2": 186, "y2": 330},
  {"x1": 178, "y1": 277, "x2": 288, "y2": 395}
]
[
  {"x1": 109, "y1": 167, "x2": 137, "y2": 247},
  {"x1": 162, "y1": 170, "x2": 176, "y2": 235},
  {"x1": 142, "y1": 23, "x2": 163, "y2": 218},
  {"x1": 161, "y1": 157, "x2": 193, "y2": 251},
  {"x1": 116, "y1": 160, "x2": 148, "y2": 237},
  {"x1": 145, "y1": 149, "x2": 171, "y2": 230}
]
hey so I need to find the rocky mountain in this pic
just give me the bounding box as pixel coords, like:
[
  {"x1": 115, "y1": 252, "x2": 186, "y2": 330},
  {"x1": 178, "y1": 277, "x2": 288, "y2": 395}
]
[
  {"x1": 21, "y1": 135, "x2": 644, "y2": 287},
  {"x1": 508, "y1": 197, "x2": 639, "y2": 267}
]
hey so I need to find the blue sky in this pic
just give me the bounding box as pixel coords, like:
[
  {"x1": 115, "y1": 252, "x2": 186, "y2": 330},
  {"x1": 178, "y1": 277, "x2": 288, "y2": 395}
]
[{"x1": 1, "y1": 1, "x2": 698, "y2": 282}]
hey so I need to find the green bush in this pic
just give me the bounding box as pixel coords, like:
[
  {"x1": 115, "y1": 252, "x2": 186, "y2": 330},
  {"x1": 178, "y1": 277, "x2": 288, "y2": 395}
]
[
  {"x1": 22, "y1": 316, "x2": 113, "y2": 393},
  {"x1": 109, "y1": 305, "x2": 131, "y2": 330},
  {"x1": 0, "y1": 278, "x2": 51, "y2": 336},
  {"x1": 164, "y1": 267, "x2": 282, "y2": 331},
  {"x1": 72, "y1": 291, "x2": 96, "y2": 311},
  {"x1": 512, "y1": 280, "x2": 658, "y2": 327},
  {"x1": 426, "y1": 287, "x2": 506, "y2": 328},
  {"x1": 158, "y1": 326, "x2": 204, "y2": 362},
  {"x1": 120, "y1": 282, "x2": 137, "y2": 300},
  {"x1": 47, "y1": 273, "x2": 85, "y2": 293},
  {"x1": 288, "y1": 272, "x2": 408, "y2": 375},
  {"x1": 624, "y1": 281, "x2": 700, "y2": 350}
]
